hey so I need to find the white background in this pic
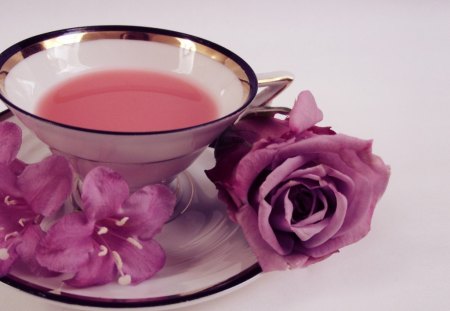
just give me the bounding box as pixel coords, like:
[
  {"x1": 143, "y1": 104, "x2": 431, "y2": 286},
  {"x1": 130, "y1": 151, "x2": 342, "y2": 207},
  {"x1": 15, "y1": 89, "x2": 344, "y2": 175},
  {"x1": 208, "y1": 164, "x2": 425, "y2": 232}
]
[{"x1": 1, "y1": 1, "x2": 449, "y2": 310}]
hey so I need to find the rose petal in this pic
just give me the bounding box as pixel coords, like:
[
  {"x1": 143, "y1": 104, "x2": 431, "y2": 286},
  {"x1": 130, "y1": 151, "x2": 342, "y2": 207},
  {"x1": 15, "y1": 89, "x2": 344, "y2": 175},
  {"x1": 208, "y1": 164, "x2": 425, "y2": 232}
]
[
  {"x1": 232, "y1": 147, "x2": 278, "y2": 202},
  {"x1": 258, "y1": 199, "x2": 295, "y2": 255},
  {"x1": 0, "y1": 122, "x2": 21, "y2": 165},
  {"x1": 292, "y1": 221, "x2": 329, "y2": 241},
  {"x1": 278, "y1": 133, "x2": 369, "y2": 161},
  {"x1": 235, "y1": 204, "x2": 309, "y2": 271},
  {"x1": 206, "y1": 131, "x2": 252, "y2": 186},
  {"x1": 286, "y1": 189, "x2": 330, "y2": 241},
  {"x1": 337, "y1": 145, "x2": 390, "y2": 235},
  {"x1": 81, "y1": 167, "x2": 129, "y2": 221},
  {"x1": 278, "y1": 134, "x2": 389, "y2": 238},
  {"x1": 269, "y1": 182, "x2": 317, "y2": 231},
  {"x1": 295, "y1": 191, "x2": 327, "y2": 225},
  {"x1": 317, "y1": 166, "x2": 355, "y2": 199},
  {"x1": 36, "y1": 213, "x2": 95, "y2": 273},
  {"x1": 309, "y1": 125, "x2": 336, "y2": 136},
  {"x1": 209, "y1": 112, "x2": 289, "y2": 180},
  {"x1": 268, "y1": 188, "x2": 291, "y2": 231},
  {"x1": 236, "y1": 114, "x2": 290, "y2": 144},
  {"x1": 289, "y1": 91, "x2": 323, "y2": 134},
  {"x1": 267, "y1": 166, "x2": 326, "y2": 232},
  {"x1": 302, "y1": 185, "x2": 347, "y2": 248},
  {"x1": 121, "y1": 184, "x2": 176, "y2": 240},
  {"x1": 18, "y1": 155, "x2": 73, "y2": 216},
  {"x1": 258, "y1": 155, "x2": 307, "y2": 199}
]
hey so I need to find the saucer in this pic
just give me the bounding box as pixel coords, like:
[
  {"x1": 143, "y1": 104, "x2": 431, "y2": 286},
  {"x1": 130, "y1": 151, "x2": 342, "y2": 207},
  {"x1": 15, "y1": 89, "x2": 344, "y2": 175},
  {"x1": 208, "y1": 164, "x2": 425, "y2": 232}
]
[{"x1": 0, "y1": 111, "x2": 261, "y2": 310}]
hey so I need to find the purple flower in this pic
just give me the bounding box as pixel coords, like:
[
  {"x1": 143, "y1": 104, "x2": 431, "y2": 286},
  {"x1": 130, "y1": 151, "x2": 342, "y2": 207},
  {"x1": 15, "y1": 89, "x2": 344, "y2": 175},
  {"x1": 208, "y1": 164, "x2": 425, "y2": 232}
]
[
  {"x1": 207, "y1": 91, "x2": 390, "y2": 271},
  {"x1": 36, "y1": 167, "x2": 176, "y2": 288},
  {"x1": 0, "y1": 122, "x2": 73, "y2": 276}
]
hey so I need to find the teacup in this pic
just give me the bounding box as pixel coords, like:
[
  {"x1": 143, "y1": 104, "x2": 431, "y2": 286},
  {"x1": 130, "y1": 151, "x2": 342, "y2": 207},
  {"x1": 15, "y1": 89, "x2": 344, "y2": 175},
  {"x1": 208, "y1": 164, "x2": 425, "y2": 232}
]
[{"x1": 0, "y1": 26, "x2": 292, "y2": 193}]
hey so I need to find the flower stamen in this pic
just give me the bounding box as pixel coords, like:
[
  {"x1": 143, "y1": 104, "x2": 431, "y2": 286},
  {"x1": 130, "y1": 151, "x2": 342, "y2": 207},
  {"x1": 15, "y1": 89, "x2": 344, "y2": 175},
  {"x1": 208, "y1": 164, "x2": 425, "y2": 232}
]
[
  {"x1": 18, "y1": 217, "x2": 32, "y2": 227},
  {"x1": 97, "y1": 226, "x2": 108, "y2": 235},
  {"x1": 4, "y1": 231, "x2": 19, "y2": 241},
  {"x1": 112, "y1": 250, "x2": 132, "y2": 285},
  {"x1": 3, "y1": 195, "x2": 17, "y2": 206},
  {"x1": 112, "y1": 251, "x2": 124, "y2": 271},
  {"x1": 118, "y1": 274, "x2": 132, "y2": 286},
  {"x1": 115, "y1": 217, "x2": 129, "y2": 227},
  {"x1": 98, "y1": 245, "x2": 108, "y2": 257},
  {"x1": 126, "y1": 237, "x2": 143, "y2": 250}
]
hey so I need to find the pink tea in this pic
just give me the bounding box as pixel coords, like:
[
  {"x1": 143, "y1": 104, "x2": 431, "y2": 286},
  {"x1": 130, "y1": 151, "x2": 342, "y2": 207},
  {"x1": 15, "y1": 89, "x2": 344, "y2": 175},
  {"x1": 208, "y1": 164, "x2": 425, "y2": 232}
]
[{"x1": 36, "y1": 69, "x2": 218, "y2": 132}]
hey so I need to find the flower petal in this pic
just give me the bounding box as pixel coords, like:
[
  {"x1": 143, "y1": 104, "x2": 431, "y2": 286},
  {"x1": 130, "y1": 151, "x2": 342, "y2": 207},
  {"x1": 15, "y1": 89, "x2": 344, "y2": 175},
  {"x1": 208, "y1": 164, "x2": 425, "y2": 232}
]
[
  {"x1": 15, "y1": 225, "x2": 57, "y2": 277},
  {"x1": 0, "y1": 122, "x2": 21, "y2": 165},
  {"x1": 0, "y1": 164, "x2": 21, "y2": 198},
  {"x1": 18, "y1": 155, "x2": 73, "y2": 216},
  {"x1": 289, "y1": 91, "x2": 323, "y2": 134},
  {"x1": 121, "y1": 184, "x2": 176, "y2": 239},
  {"x1": 0, "y1": 239, "x2": 20, "y2": 276},
  {"x1": 65, "y1": 246, "x2": 116, "y2": 288},
  {"x1": 36, "y1": 213, "x2": 95, "y2": 273},
  {"x1": 105, "y1": 233, "x2": 166, "y2": 285},
  {"x1": 122, "y1": 239, "x2": 165, "y2": 284},
  {"x1": 81, "y1": 167, "x2": 129, "y2": 221}
]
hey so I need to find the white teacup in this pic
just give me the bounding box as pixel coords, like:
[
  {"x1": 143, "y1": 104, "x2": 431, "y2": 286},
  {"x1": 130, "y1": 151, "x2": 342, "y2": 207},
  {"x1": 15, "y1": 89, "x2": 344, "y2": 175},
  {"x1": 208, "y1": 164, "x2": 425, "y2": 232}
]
[{"x1": 0, "y1": 26, "x2": 292, "y2": 191}]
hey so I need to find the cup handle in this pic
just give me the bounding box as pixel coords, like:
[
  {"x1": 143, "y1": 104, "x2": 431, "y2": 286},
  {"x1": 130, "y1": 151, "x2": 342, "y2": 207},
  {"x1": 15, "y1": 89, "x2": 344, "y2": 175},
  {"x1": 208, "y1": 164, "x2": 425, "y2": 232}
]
[{"x1": 250, "y1": 71, "x2": 294, "y2": 108}]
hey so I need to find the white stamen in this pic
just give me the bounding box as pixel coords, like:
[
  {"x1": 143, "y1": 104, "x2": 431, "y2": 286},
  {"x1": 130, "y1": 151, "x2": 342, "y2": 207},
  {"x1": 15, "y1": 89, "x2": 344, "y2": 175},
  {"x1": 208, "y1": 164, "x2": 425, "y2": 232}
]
[
  {"x1": 115, "y1": 217, "x2": 129, "y2": 227},
  {"x1": 127, "y1": 237, "x2": 143, "y2": 250},
  {"x1": 18, "y1": 218, "x2": 29, "y2": 227},
  {"x1": 112, "y1": 250, "x2": 131, "y2": 285},
  {"x1": 98, "y1": 245, "x2": 108, "y2": 257},
  {"x1": 112, "y1": 251, "x2": 124, "y2": 271},
  {"x1": 118, "y1": 274, "x2": 132, "y2": 286},
  {"x1": 4, "y1": 231, "x2": 19, "y2": 241},
  {"x1": 3, "y1": 195, "x2": 17, "y2": 206},
  {"x1": 97, "y1": 226, "x2": 108, "y2": 235},
  {"x1": 0, "y1": 248, "x2": 9, "y2": 260}
]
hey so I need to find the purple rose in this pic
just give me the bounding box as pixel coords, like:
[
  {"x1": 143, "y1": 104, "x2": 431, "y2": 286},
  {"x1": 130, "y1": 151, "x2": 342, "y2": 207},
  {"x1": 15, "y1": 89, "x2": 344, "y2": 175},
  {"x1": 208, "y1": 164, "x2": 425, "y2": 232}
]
[{"x1": 206, "y1": 91, "x2": 390, "y2": 271}]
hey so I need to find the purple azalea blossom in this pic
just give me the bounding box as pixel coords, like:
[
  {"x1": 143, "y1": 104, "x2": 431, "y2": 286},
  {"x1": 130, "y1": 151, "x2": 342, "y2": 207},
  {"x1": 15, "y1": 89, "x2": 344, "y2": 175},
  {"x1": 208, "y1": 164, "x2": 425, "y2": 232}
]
[
  {"x1": 36, "y1": 166, "x2": 176, "y2": 288},
  {"x1": 207, "y1": 91, "x2": 390, "y2": 271},
  {"x1": 0, "y1": 121, "x2": 73, "y2": 276}
]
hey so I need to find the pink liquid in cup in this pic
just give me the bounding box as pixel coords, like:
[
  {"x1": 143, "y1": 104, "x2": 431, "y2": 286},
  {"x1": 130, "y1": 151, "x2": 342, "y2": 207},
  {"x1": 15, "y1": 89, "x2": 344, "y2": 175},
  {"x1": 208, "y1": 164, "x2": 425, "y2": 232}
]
[{"x1": 36, "y1": 69, "x2": 218, "y2": 132}]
